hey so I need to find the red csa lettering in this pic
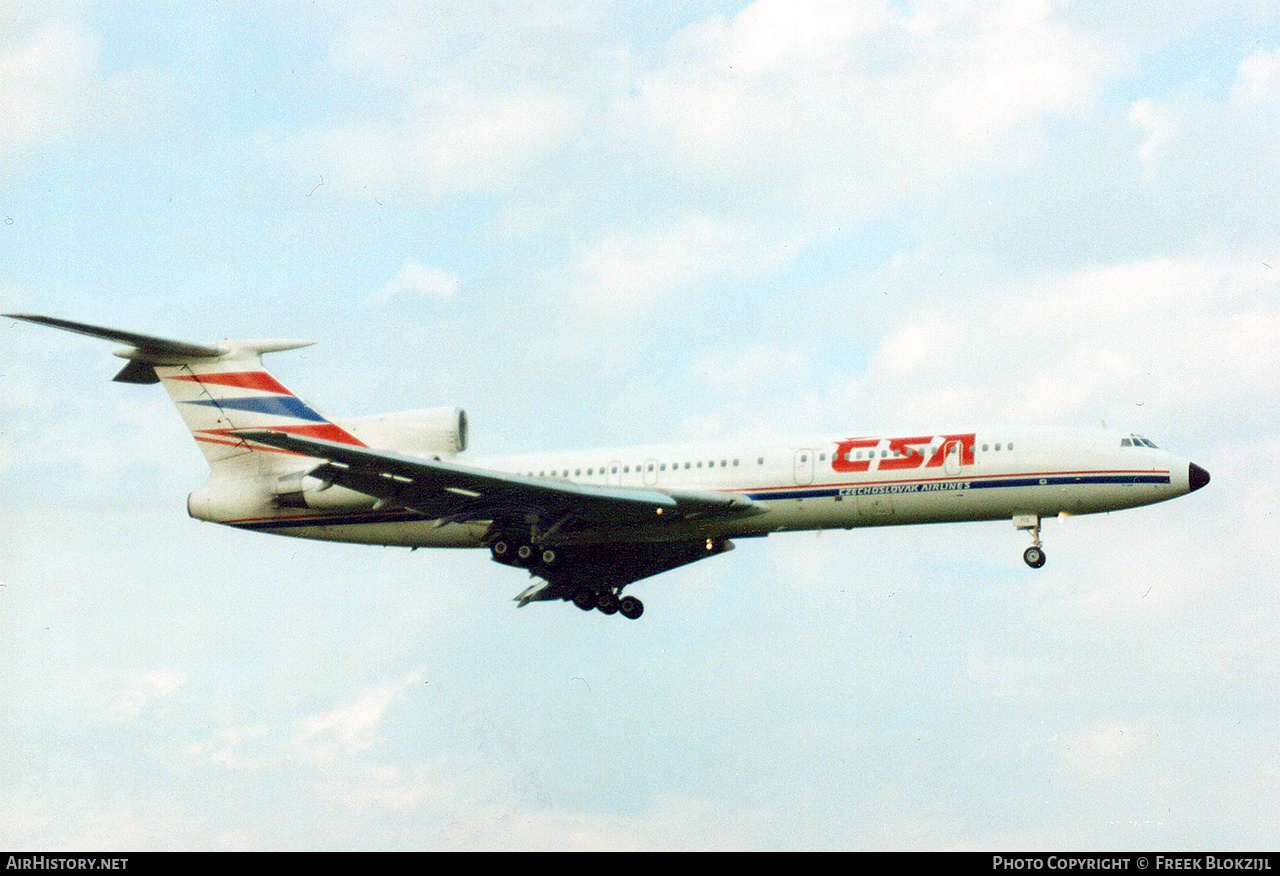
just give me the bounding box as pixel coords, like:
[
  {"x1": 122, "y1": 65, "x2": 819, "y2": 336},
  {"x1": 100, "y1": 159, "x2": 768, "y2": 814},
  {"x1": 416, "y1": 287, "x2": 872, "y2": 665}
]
[
  {"x1": 879, "y1": 436, "x2": 933, "y2": 470},
  {"x1": 832, "y1": 438, "x2": 879, "y2": 472},
  {"x1": 924, "y1": 433, "x2": 976, "y2": 468}
]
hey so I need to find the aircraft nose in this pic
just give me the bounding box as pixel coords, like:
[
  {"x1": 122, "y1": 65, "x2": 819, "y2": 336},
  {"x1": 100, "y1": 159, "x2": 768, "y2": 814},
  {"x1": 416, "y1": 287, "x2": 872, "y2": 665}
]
[{"x1": 1188, "y1": 462, "x2": 1210, "y2": 492}]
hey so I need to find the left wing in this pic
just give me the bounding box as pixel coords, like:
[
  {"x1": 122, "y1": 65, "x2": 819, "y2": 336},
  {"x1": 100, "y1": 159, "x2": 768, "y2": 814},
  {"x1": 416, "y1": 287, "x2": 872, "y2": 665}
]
[{"x1": 236, "y1": 429, "x2": 762, "y2": 535}]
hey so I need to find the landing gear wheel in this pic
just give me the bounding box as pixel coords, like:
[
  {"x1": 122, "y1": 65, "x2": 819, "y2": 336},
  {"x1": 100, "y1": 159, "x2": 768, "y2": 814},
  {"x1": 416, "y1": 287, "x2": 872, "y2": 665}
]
[
  {"x1": 516, "y1": 544, "x2": 534, "y2": 564},
  {"x1": 618, "y1": 595, "x2": 644, "y2": 620},
  {"x1": 541, "y1": 548, "x2": 556, "y2": 566},
  {"x1": 572, "y1": 588, "x2": 598, "y2": 611},
  {"x1": 1014, "y1": 515, "x2": 1047, "y2": 570},
  {"x1": 490, "y1": 539, "x2": 509, "y2": 559},
  {"x1": 596, "y1": 591, "x2": 619, "y2": 615}
]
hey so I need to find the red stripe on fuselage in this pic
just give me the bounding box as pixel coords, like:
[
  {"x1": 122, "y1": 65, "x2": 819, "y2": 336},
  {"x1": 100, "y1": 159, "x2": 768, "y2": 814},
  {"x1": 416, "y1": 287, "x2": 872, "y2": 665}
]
[{"x1": 731, "y1": 468, "x2": 1171, "y2": 493}]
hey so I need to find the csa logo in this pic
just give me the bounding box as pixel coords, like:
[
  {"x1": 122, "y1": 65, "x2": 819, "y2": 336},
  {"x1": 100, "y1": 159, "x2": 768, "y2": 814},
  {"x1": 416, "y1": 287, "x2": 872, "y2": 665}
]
[{"x1": 832, "y1": 434, "x2": 976, "y2": 472}]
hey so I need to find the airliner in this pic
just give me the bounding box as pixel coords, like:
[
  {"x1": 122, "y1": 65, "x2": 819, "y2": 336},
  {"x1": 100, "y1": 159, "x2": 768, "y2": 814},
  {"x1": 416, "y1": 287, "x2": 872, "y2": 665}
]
[{"x1": 6, "y1": 314, "x2": 1210, "y2": 620}]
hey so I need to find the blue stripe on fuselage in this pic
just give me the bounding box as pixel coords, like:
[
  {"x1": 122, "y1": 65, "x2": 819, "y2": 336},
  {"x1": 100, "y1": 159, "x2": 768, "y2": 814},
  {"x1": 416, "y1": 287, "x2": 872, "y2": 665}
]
[
  {"x1": 747, "y1": 473, "x2": 1171, "y2": 502},
  {"x1": 228, "y1": 473, "x2": 1173, "y2": 531}
]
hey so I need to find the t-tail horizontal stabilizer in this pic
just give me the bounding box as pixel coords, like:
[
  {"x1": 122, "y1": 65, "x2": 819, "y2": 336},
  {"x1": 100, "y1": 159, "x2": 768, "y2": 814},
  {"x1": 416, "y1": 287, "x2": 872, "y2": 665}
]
[
  {"x1": 5, "y1": 313, "x2": 336, "y2": 469},
  {"x1": 3, "y1": 313, "x2": 314, "y2": 383}
]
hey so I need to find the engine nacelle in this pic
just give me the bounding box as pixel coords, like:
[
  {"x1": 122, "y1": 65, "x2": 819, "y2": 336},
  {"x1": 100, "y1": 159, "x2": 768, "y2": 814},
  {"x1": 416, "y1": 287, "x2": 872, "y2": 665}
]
[
  {"x1": 187, "y1": 471, "x2": 379, "y2": 519},
  {"x1": 272, "y1": 471, "x2": 377, "y2": 511},
  {"x1": 336, "y1": 406, "x2": 468, "y2": 457}
]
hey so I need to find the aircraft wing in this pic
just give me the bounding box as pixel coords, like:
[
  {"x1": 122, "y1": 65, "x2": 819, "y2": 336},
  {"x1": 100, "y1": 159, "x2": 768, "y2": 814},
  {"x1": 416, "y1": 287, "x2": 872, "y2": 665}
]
[{"x1": 236, "y1": 429, "x2": 762, "y2": 533}]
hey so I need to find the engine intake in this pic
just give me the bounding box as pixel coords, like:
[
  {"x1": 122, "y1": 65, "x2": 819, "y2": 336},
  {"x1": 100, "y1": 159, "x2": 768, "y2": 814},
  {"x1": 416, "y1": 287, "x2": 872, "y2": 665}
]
[{"x1": 337, "y1": 406, "x2": 467, "y2": 457}]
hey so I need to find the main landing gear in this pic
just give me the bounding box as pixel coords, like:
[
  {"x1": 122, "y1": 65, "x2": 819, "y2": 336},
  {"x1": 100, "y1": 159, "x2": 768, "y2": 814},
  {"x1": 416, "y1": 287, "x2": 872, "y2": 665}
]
[
  {"x1": 1014, "y1": 514, "x2": 1047, "y2": 568},
  {"x1": 491, "y1": 536, "x2": 646, "y2": 620},
  {"x1": 572, "y1": 587, "x2": 644, "y2": 619},
  {"x1": 490, "y1": 538, "x2": 557, "y2": 568}
]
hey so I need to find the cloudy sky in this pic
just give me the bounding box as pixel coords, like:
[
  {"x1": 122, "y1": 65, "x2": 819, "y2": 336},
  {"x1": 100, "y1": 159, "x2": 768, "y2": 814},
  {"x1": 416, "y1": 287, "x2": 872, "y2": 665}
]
[{"x1": 2, "y1": 0, "x2": 1278, "y2": 851}]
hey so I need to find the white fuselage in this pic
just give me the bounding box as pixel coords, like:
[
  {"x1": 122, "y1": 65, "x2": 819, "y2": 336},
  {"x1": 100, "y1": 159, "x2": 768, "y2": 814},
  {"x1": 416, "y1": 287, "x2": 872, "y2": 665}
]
[{"x1": 205, "y1": 426, "x2": 1195, "y2": 548}]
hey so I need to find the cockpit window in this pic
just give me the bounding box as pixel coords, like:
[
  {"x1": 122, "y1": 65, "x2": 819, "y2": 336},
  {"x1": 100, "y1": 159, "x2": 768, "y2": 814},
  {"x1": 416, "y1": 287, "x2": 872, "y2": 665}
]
[{"x1": 1123, "y1": 434, "x2": 1159, "y2": 449}]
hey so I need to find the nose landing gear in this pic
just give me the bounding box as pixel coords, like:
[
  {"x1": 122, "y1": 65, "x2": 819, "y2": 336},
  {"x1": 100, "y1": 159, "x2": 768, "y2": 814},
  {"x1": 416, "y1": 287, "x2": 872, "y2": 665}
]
[{"x1": 1015, "y1": 514, "x2": 1047, "y2": 568}]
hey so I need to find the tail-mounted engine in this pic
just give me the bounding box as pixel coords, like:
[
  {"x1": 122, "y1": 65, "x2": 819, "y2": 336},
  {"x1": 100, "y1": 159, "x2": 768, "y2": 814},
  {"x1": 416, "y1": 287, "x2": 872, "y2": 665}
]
[
  {"x1": 273, "y1": 470, "x2": 376, "y2": 511},
  {"x1": 273, "y1": 406, "x2": 469, "y2": 510},
  {"x1": 337, "y1": 407, "x2": 467, "y2": 457}
]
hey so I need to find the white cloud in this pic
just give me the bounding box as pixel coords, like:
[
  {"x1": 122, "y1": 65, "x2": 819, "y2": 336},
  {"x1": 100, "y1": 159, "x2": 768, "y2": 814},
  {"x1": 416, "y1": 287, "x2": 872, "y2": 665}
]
[
  {"x1": 367, "y1": 260, "x2": 460, "y2": 309},
  {"x1": 1060, "y1": 723, "x2": 1148, "y2": 779},
  {"x1": 186, "y1": 673, "x2": 425, "y2": 775},
  {"x1": 0, "y1": 18, "x2": 100, "y2": 163},
  {"x1": 572, "y1": 214, "x2": 803, "y2": 317},
  {"x1": 827, "y1": 253, "x2": 1280, "y2": 434},
  {"x1": 285, "y1": 84, "x2": 580, "y2": 202},
  {"x1": 672, "y1": 0, "x2": 889, "y2": 77},
  {"x1": 872, "y1": 319, "x2": 957, "y2": 376},
  {"x1": 188, "y1": 725, "x2": 273, "y2": 772},
  {"x1": 108, "y1": 669, "x2": 187, "y2": 721},
  {"x1": 0, "y1": 14, "x2": 168, "y2": 169},
  {"x1": 1231, "y1": 45, "x2": 1280, "y2": 106},
  {"x1": 689, "y1": 343, "x2": 812, "y2": 390},
  {"x1": 1129, "y1": 98, "x2": 1175, "y2": 178},
  {"x1": 612, "y1": 0, "x2": 1109, "y2": 219},
  {"x1": 292, "y1": 672, "x2": 422, "y2": 763}
]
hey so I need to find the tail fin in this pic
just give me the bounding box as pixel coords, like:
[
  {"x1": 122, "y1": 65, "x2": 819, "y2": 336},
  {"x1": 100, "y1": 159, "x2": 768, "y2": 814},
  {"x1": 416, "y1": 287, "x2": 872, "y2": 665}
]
[{"x1": 5, "y1": 314, "x2": 364, "y2": 472}]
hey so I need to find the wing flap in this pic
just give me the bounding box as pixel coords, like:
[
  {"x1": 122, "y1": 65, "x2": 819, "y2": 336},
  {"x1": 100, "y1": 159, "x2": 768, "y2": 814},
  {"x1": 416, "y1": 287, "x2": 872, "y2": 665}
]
[
  {"x1": 235, "y1": 429, "x2": 762, "y2": 527},
  {"x1": 237, "y1": 429, "x2": 679, "y2": 524}
]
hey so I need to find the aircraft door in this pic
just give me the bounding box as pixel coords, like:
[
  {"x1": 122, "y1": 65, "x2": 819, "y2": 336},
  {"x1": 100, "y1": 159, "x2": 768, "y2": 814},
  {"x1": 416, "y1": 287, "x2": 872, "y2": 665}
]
[
  {"x1": 609, "y1": 461, "x2": 622, "y2": 486},
  {"x1": 643, "y1": 459, "x2": 659, "y2": 486},
  {"x1": 794, "y1": 449, "x2": 815, "y2": 485},
  {"x1": 944, "y1": 439, "x2": 964, "y2": 476}
]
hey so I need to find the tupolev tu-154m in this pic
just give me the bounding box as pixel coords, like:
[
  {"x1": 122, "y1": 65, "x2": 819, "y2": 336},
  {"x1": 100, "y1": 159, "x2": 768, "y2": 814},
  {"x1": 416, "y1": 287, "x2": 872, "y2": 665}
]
[{"x1": 6, "y1": 314, "x2": 1210, "y2": 620}]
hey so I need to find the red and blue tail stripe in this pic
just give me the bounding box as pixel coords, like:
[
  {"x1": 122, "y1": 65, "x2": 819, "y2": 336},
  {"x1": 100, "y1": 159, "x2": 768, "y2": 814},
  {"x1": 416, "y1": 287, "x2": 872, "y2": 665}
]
[{"x1": 158, "y1": 368, "x2": 365, "y2": 459}]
